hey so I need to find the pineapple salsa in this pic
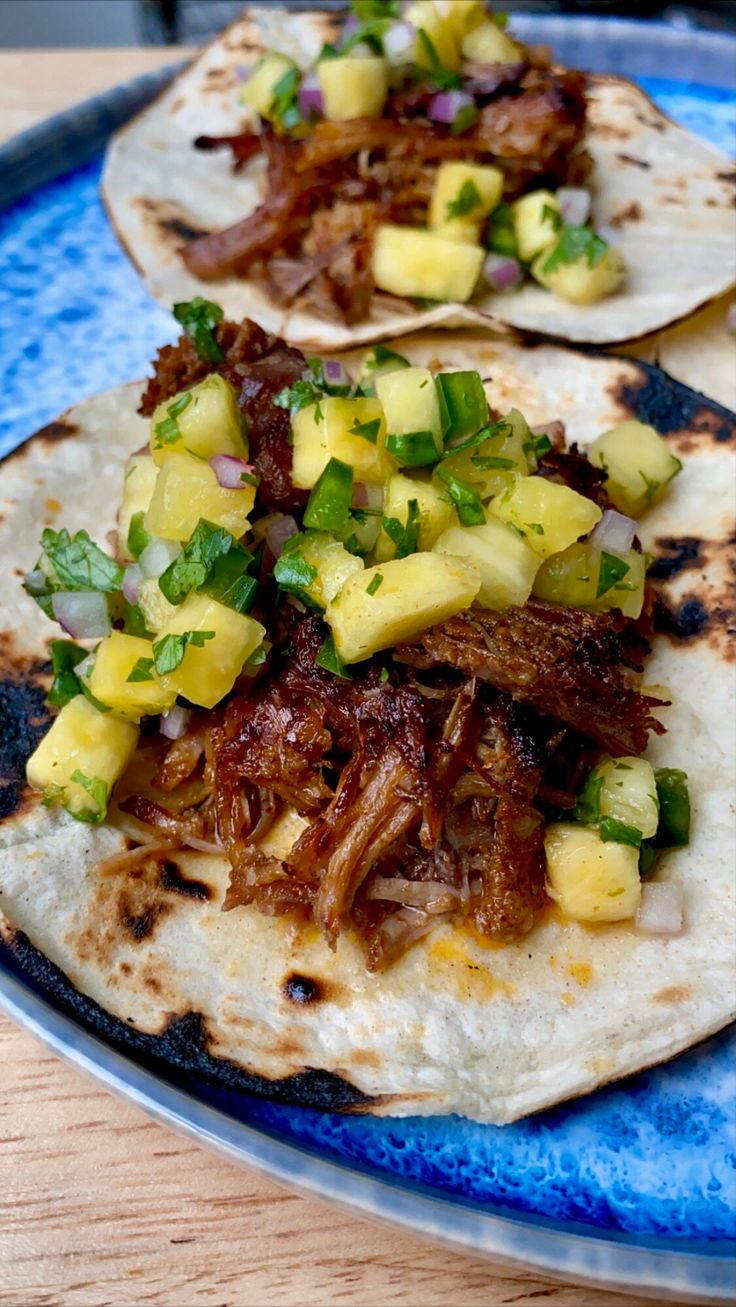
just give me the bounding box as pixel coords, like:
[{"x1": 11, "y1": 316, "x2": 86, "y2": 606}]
[{"x1": 24, "y1": 307, "x2": 688, "y2": 933}]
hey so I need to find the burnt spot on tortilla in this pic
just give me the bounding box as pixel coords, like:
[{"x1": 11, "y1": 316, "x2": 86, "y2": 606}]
[
  {"x1": 716, "y1": 169, "x2": 736, "y2": 186},
  {"x1": 2, "y1": 419, "x2": 80, "y2": 467},
  {"x1": 610, "y1": 201, "x2": 643, "y2": 228},
  {"x1": 635, "y1": 110, "x2": 665, "y2": 133},
  {"x1": 158, "y1": 216, "x2": 210, "y2": 245},
  {"x1": 0, "y1": 927, "x2": 375, "y2": 1112},
  {"x1": 282, "y1": 973, "x2": 323, "y2": 1006},
  {"x1": 135, "y1": 197, "x2": 210, "y2": 248},
  {"x1": 658, "y1": 595, "x2": 710, "y2": 640},
  {"x1": 0, "y1": 632, "x2": 52, "y2": 820},
  {"x1": 648, "y1": 536, "x2": 703, "y2": 581},
  {"x1": 158, "y1": 859, "x2": 212, "y2": 902},
  {"x1": 617, "y1": 152, "x2": 650, "y2": 170},
  {"x1": 118, "y1": 893, "x2": 170, "y2": 943},
  {"x1": 611, "y1": 360, "x2": 735, "y2": 447}
]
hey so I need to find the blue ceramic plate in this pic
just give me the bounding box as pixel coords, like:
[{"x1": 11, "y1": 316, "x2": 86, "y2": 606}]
[{"x1": 1, "y1": 17, "x2": 735, "y2": 1302}]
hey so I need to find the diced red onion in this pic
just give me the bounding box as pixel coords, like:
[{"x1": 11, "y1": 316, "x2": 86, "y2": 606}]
[
  {"x1": 635, "y1": 881, "x2": 684, "y2": 936},
  {"x1": 483, "y1": 253, "x2": 522, "y2": 292},
  {"x1": 342, "y1": 15, "x2": 360, "y2": 40},
  {"x1": 429, "y1": 89, "x2": 474, "y2": 124},
  {"x1": 557, "y1": 186, "x2": 591, "y2": 228},
  {"x1": 298, "y1": 73, "x2": 323, "y2": 118},
  {"x1": 51, "y1": 591, "x2": 110, "y2": 639},
  {"x1": 139, "y1": 538, "x2": 180, "y2": 580},
  {"x1": 590, "y1": 508, "x2": 637, "y2": 557},
  {"x1": 234, "y1": 64, "x2": 252, "y2": 84},
  {"x1": 324, "y1": 359, "x2": 350, "y2": 386},
  {"x1": 352, "y1": 481, "x2": 370, "y2": 509},
  {"x1": 210, "y1": 454, "x2": 256, "y2": 490},
  {"x1": 265, "y1": 513, "x2": 299, "y2": 559},
  {"x1": 160, "y1": 705, "x2": 192, "y2": 741},
  {"x1": 122, "y1": 563, "x2": 143, "y2": 605},
  {"x1": 726, "y1": 302, "x2": 736, "y2": 334},
  {"x1": 384, "y1": 20, "x2": 416, "y2": 63}
]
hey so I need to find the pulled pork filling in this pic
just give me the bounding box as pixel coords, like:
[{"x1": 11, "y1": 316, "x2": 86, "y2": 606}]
[
  {"x1": 125, "y1": 323, "x2": 665, "y2": 970},
  {"x1": 181, "y1": 61, "x2": 589, "y2": 323}
]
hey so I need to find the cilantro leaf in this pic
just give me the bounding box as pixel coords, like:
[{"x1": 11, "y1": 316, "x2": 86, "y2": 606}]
[
  {"x1": 270, "y1": 65, "x2": 302, "y2": 132},
  {"x1": 541, "y1": 202, "x2": 563, "y2": 233},
  {"x1": 151, "y1": 630, "x2": 215, "y2": 676},
  {"x1": 350, "y1": 417, "x2": 381, "y2": 444},
  {"x1": 273, "y1": 541, "x2": 319, "y2": 601},
  {"x1": 451, "y1": 103, "x2": 479, "y2": 136},
  {"x1": 69, "y1": 770, "x2": 110, "y2": 824},
  {"x1": 172, "y1": 298, "x2": 224, "y2": 363},
  {"x1": 153, "y1": 391, "x2": 192, "y2": 450},
  {"x1": 382, "y1": 498, "x2": 421, "y2": 559},
  {"x1": 37, "y1": 528, "x2": 124, "y2": 594},
  {"x1": 315, "y1": 632, "x2": 351, "y2": 679},
  {"x1": 127, "y1": 657, "x2": 155, "y2": 683},
  {"x1": 351, "y1": 0, "x2": 400, "y2": 17},
  {"x1": 435, "y1": 467, "x2": 485, "y2": 526},
  {"x1": 158, "y1": 520, "x2": 236, "y2": 605},
  {"x1": 46, "y1": 640, "x2": 87, "y2": 709},
  {"x1": 446, "y1": 179, "x2": 482, "y2": 222},
  {"x1": 416, "y1": 28, "x2": 462, "y2": 91},
  {"x1": 596, "y1": 551, "x2": 630, "y2": 599},
  {"x1": 365, "y1": 343, "x2": 409, "y2": 371},
  {"x1": 541, "y1": 227, "x2": 609, "y2": 275},
  {"x1": 274, "y1": 377, "x2": 325, "y2": 420}
]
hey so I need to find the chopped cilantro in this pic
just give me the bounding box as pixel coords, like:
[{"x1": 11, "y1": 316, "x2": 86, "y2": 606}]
[
  {"x1": 541, "y1": 227, "x2": 609, "y2": 275},
  {"x1": 126, "y1": 511, "x2": 151, "y2": 562},
  {"x1": 416, "y1": 28, "x2": 462, "y2": 91},
  {"x1": 541, "y1": 202, "x2": 563, "y2": 232},
  {"x1": 451, "y1": 103, "x2": 479, "y2": 136},
  {"x1": 445, "y1": 179, "x2": 482, "y2": 222},
  {"x1": 599, "y1": 816, "x2": 643, "y2": 849},
  {"x1": 274, "y1": 376, "x2": 325, "y2": 420},
  {"x1": 523, "y1": 431, "x2": 552, "y2": 461},
  {"x1": 127, "y1": 657, "x2": 155, "y2": 683},
  {"x1": 46, "y1": 640, "x2": 87, "y2": 709},
  {"x1": 350, "y1": 417, "x2": 381, "y2": 444},
  {"x1": 527, "y1": 522, "x2": 545, "y2": 535},
  {"x1": 379, "y1": 665, "x2": 389, "y2": 683},
  {"x1": 172, "y1": 298, "x2": 224, "y2": 363},
  {"x1": 316, "y1": 632, "x2": 351, "y2": 679},
  {"x1": 365, "y1": 343, "x2": 410, "y2": 371},
  {"x1": 351, "y1": 0, "x2": 400, "y2": 17},
  {"x1": 366, "y1": 572, "x2": 384, "y2": 595},
  {"x1": 153, "y1": 391, "x2": 192, "y2": 450},
  {"x1": 274, "y1": 543, "x2": 319, "y2": 600},
  {"x1": 574, "y1": 769, "x2": 603, "y2": 824},
  {"x1": 596, "y1": 551, "x2": 630, "y2": 599},
  {"x1": 270, "y1": 66, "x2": 302, "y2": 132},
  {"x1": 69, "y1": 770, "x2": 110, "y2": 824},
  {"x1": 435, "y1": 467, "x2": 485, "y2": 526},
  {"x1": 158, "y1": 520, "x2": 236, "y2": 605},
  {"x1": 382, "y1": 498, "x2": 421, "y2": 559},
  {"x1": 151, "y1": 630, "x2": 215, "y2": 676},
  {"x1": 470, "y1": 454, "x2": 517, "y2": 470}
]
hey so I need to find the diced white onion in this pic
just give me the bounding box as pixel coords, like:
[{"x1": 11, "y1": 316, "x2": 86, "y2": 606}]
[
  {"x1": 635, "y1": 881, "x2": 684, "y2": 936},
  {"x1": 210, "y1": 454, "x2": 256, "y2": 489},
  {"x1": 51, "y1": 591, "x2": 111, "y2": 639},
  {"x1": 557, "y1": 186, "x2": 591, "y2": 228},
  {"x1": 384, "y1": 20, "x2": 415, "y2": 63},
  {"x1": 265, "y1": 513, "x2": 299, "y2": 559},
  {"x1": 483, "y1": 253, "x2": 522, "y2": 292},
  {"x1": 122, "y1": 563, "x2": 143, "y2": 605},
  {"x1": 160, "y1": 705, "x2": 192, "y2": 740},
  {"x1": 139, "y1": 538, "x2": 180, "y2": 580},
  {"x1": 346, "y1": 41, "x2": 376, "y2": 59},
  {"x1": 590, "y1": 508, "x2": 637, "y2": 557}
]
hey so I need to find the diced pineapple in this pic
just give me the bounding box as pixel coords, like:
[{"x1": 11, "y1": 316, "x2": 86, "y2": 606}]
[
  {"x1": 144, "y1": 451, "x2": 255, "y2": 542},
  {"x1": 533, "y1": 242, "x2": 627, "y2": 305},
  {"x1": 327, "y1": 553, "x2": 480, "y2": 663},
  {"x1": 285, "y1": 532, "x2": 364, "y2": 608},
  {"x1": 406, "y1": 1, "x2": 461, "y2": 69},
  {"x1": 89, "y1": 632, "x2": 175, "y2": 720},
  {"x1": 150, "y1": 375, "x2": 245, "y2": 467},
  {"x1": 429, "y1": 162, "x2": 505, "y2": 232},
  {"x1": 533, "y1": 542, "x2": 600, "y2": 608},
  {"x1": 372, "y1": 225, "x2": 484, "y2": 303},
  {"x1": 376, "y1": 367, "x2": 443, "y2": 455},
  {"x1": 26, "y1": 695, "x2": 139, "y2": 822},
  {"x1": 356, "y1": 344, "x2": 410, "y2": 390},
  {"x1": 155, "y1": 593, "x2": 265, "y2": 709},
  {"x1": 240, "y1": 52, "x2": 296, "y2": 118},
  {"x1": 544, "y1": 822, "x2": 641, "y2": 923},
  {"x1": 461, "y1": 20, "x2": 523, "y2": 65},
  {"x1": 375, "y1": 473, "x2": 453, "y2": 561},
  {"x1": 136, "y1": 577, "x2": 178, "y2": 634},
  {"x1": 489, "y1": 476, "x2": 601, "y2": 559},
  {"x1": 434, "y1": 517, "x2": 539, "y2": 609},
  {"x1": 434, "y1": 0, "x2": 486, "y2": 40},
  {"x1": 257, "y1": 806, "x2": 310, "y2": 860},
  {"x1": 438, "y1": 408, "x2": 530, "y2": 500},
  {"x1": 432, "y1": 221, "x2": 483, "y2": 246},
  {"x1": 118, "y1": 455, "x2": 158, "y2": 562},
  {"x1": 291, "y1": 397, "x2": 393, "y2": 488},
  {"x1": 596, "y1": 756, "x2": 659, "y2": 839},
  {"x1": 318, "y1": 56, "x2": 389, "y2": 121},
  {"x1": 512, "y1": 190, "x2": 561, "y2": 263},
  {"x1": 588, "y1": 420, "x2": 682, "y2": 517}
]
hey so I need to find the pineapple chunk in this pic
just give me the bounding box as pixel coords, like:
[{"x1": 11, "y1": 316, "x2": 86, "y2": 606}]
[
  {"x1": 545, "y1": 823, "x2": 641, "y2": 923},
  {"x1": 89, "y1": 632, "x2": 175, "y2": 719},
  {"x1": 318, "y1": 56, "x2": 389, "y2": 121},
  {"x1": 155, "y1": 592, "x2": 265, "y2": 708},
  {"x1": 434, "y1": 0, "x2": 486, "y2": 40},
  {"x1": 26, "y1": 695, "x2": 138, "y2": 822},
  {"x1": 150, "y1": 375, "x2": 245, "y2": 468},
  {"x1": 461, "y1": 20, "x2": 523, "y2": 65},
  {"x1": 240, "y1": 52, "x2": 296, "y2": 118},
  {"x1": 291, "y1": 397, "x2": 393, "y2": 488},
  {"x1": 597, "y1": 756, "x2": 659, "y2": 839},
  {"x1": 429, "y1": 162, "x2": 505, "y2": 232},
  {"x1": 533, "y1": 241, "x2": 627, "y2": 305},
  {"x1": 136, "y1": 577, "x2": 178, "y2": 634},
  {"x1": 280, "y1": 532, "x2": 364, "y2": 608},
  {"x1": 118, "y1": 455, "x2": 158, "y2": 562},
  {"x1": 356, "y1": 344, "x2": 410, "y2": 390},
  {"x1": 489, "y1": 476, "x2": 601, "y2": 559},
  {"x1": 533, "y1": 542, "x2": 599, "y2": 608},
  {"x1": 257, "y1": 806, "x2": 310, "y2": 860},
  {"x1": 434, "y1": 517, "x2": 539, "y2": 609},
  {"x1": 144, "y1": 451, "x2": 255, "y2": 542},
  {"x1": 588, "y1": 420, "x2": 682, "y2": 517},
  {"x1": 373, "y1": 225, "x2": 484, "y2": 303},
  {"x1": 432, "y1": 221, "x2": 482, "y2": 246},
  {"x1": 327, "y1": 553, "x2": 480, "y2": 663},
  {"x1": 376, "y1": 366, "x2": 443, "y2": 455},
  {"x1": 375, "y1": 473, "x2": 453, "y2": 561},
  {"x1": 512, "y1": 190, "x2": 561, "y2": 263},
  {"x1": 439, "y1": 408, "x2": 530, "y2": 500},
  {"x1": 406, "y1": 0, "x2": 461, "y2": 69}
]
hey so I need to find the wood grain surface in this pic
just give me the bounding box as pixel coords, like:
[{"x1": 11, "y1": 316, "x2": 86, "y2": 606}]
[{"x1": 0, "y1": 47, "x2": 655, "y2": 1307}]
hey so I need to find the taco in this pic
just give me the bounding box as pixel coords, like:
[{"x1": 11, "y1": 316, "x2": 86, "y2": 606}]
[
  {"x1": 1, "y1": 310, "x2": 734, "y2": 1124},
  {"x1": 102, "y1": 2, "x2": 736, "y2": 351}
]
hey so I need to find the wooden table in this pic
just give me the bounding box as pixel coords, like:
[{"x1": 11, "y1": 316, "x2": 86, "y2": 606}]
[{"x1": 0, "y1": 49, "x2": 654, "y2": 1307}]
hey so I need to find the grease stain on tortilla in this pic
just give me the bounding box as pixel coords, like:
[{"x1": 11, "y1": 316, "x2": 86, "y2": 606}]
[
  {"x1": 653, "y1": 984, "x2": 693, "y2": 1004},
  {"x1": 566, "y1": 962, "x2": 594, "y2": 985},
  {"x1": 429, "y1": 936, "x2": 515, "y2": 1000}
]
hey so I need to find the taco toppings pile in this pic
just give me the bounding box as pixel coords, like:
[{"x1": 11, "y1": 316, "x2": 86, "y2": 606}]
[
  {"x1": 183, "y1": 0, "x2": 626, "y2": 323},
  {"x1": 23, "y1": 304, "x2": 691, "y2": 969}
]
